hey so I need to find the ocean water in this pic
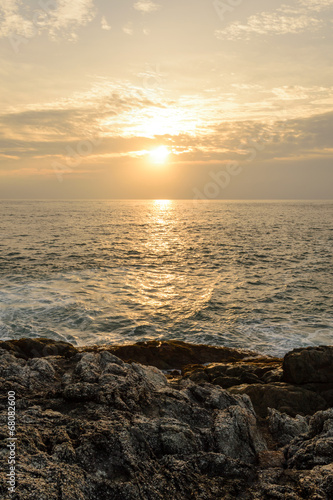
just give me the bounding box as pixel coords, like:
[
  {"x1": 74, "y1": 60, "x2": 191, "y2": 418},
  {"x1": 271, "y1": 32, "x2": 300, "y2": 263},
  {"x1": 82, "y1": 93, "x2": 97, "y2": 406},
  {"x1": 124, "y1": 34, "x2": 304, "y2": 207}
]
[{"x1": 0, "y1": 199, "x2": 332, "y2": 357}]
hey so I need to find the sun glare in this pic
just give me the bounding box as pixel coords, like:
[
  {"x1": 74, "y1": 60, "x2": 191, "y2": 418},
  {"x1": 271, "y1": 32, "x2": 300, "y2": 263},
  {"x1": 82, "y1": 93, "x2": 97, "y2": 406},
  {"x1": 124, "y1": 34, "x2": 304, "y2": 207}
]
[{"x1": 149, "y1": 146, "x2": 170, "y2": 164}]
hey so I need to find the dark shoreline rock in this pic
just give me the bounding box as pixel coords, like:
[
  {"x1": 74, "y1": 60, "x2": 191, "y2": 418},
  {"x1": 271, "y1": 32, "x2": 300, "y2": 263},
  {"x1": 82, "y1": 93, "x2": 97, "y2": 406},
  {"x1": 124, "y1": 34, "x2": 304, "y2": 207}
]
[
  {"x1": 228, "y1": 382, "x2": 327, "y2": 417},
  {"x1": 0, "y1": 338, "x2": 332, "y2": 499},
  {"x1": 283, "y1": 346, "x2": 333, "y2": 385},
  {"x1": 0, "y1": 337, "x2": 276, "y2": 368}
]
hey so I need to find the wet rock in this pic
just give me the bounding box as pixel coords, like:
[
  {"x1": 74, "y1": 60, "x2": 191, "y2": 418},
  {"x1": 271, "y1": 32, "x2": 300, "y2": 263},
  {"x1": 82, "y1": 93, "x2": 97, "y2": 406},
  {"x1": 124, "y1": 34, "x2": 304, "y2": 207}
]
[
  {"x1": 0, "y1": 337, "x2": 77, "y2": 359},
  {"x1": 228, "y1": 382, "x2": 327, "y2": 417},
  {"x1": 102, "y1": 340, "x2": 261, "y2": 370},
  {"x1": 283, "y1": 346, "x2": 333, "y2": 385}
]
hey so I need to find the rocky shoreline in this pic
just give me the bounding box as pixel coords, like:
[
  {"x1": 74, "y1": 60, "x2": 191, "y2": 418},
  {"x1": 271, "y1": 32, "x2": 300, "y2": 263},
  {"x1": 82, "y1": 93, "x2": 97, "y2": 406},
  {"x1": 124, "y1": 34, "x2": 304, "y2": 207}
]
[{"x1": 0, "y1": 338, "x2": 332, "y2": 499}]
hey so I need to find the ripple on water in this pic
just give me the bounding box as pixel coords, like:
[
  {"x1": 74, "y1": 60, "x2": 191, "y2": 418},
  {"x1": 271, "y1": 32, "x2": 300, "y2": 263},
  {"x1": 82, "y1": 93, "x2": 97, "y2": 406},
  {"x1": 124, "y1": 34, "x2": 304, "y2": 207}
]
[{"x1": 0, "y1": 200, "x2": 332, "y2": 356}]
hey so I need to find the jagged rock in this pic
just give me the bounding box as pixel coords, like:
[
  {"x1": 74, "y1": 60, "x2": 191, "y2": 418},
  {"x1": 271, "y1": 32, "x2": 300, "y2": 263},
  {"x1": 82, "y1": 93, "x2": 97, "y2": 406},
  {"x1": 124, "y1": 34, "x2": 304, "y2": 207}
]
[
  {"x1": 283, "y1": 346, "x2": 333, "y2": 385},
  {"x1": 184, "y1": 359, "x2": 282, "y2": 390},
  {"x1": 268, "y1": 408, "x2": 309, "y2": 445},
  {"x1": 0, "y1": 346, "x2": 269, "y2": 500},
  {"x1": 228, "y1": 382, "x2": 327, "y2": 417},
  {"x1": 286, "y1": 409, "x2": 333, "y2": 470},
  {"x1": 214, "y1": 405, "x2": 267, "y2": 463},
  {"x1": 1, "y1": 341, "x2": 333, "y2": 499},
  {"x1": 298, "y1": 464, "x2": 333, "y2": 499}
]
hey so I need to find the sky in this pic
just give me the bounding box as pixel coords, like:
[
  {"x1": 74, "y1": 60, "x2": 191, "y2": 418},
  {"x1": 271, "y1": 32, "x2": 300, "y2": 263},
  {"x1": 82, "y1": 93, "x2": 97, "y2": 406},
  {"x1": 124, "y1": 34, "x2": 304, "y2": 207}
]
[{"x1": 0, "y1": 0, "x2": 332, "y2": 199}]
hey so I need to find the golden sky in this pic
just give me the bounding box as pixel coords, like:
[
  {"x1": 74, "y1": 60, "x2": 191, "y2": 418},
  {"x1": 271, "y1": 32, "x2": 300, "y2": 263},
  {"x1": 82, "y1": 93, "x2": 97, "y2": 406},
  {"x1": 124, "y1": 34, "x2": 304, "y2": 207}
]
[{"x1": 0, "y1": 0, "x2": 332, "y2": 198}]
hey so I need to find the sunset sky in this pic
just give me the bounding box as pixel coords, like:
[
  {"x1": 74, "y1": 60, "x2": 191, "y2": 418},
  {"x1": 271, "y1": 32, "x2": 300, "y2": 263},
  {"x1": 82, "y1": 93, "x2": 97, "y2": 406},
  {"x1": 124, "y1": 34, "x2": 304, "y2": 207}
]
[{"x1": 0, "y1": 0, "x2": 332, "y2": 199}]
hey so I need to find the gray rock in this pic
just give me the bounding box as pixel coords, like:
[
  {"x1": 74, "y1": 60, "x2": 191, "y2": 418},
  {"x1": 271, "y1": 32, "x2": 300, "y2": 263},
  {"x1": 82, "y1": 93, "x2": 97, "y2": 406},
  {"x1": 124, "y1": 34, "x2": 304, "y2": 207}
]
[
  {"x1": 286, "y1": 409, "x2": 333, "y2": 469},
  {"x1": 268, "y1": 408, "x2": 309, "y2": 445},
  {"x1": 1, "y1": 341, "x2": 333, "y2": 499},
  {"x1": 214, "y1": 405, "x2": 267, "y2": 463}
]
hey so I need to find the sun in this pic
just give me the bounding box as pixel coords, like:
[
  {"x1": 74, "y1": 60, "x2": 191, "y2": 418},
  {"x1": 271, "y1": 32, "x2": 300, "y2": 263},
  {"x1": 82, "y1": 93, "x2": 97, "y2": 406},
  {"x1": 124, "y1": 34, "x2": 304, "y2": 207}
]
[{"x1": 149, "y1": 146, "x2": 170, "y2": 164}]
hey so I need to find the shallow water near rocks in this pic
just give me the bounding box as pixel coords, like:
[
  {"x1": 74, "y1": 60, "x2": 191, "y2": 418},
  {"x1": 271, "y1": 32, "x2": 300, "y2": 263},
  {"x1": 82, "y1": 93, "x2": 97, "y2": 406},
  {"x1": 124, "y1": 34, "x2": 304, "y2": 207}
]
[{"x1": 0, "y1": 199, "x2": 332, "y2": 356}]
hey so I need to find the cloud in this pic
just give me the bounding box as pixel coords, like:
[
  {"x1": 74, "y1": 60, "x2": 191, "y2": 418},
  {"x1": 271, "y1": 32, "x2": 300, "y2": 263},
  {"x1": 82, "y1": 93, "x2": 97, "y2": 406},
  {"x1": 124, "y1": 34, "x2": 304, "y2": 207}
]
[
  {"x1": 133, "y1": 1, "x2": 160, "y2": 13},
  {"x1": 216, "y1": 13, "x2": 321, "y2": 40},
  {"x1": 0, "y1": 78, "x2": 332, "y2": 170},
  {"x1": 46, "y1": 0, "x2": 96, "y2": 41},
  {"x1": 215, "y1": 1, "x2": 332, "y2": 40},
  {"x1": 0, "y1": 0, "x2": 36, "y2": 39},
  {"x1": 300, "y1": 0, "x2": 333, "y2": 11},
  {"x1": 0, "y1": 0, "x2": 96, "y2": 43},
  {"x1": 101, "y1": 16, "x2": 111, "y2": 31},
  {"x1": 0, "y1": 80, "x2": 172, "y2": 159},
  {"x1": 123, "y1": 22, "x2": 134, "y2": 35}
]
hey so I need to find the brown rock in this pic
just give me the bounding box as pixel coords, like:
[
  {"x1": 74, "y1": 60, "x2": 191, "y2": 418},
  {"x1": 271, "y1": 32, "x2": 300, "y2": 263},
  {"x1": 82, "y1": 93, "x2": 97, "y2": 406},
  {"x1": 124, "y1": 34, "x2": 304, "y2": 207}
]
[
  {"x1": 283, "y1": 346, "x2": 333, "y2": 385},
  {"x1": 258, "y1": 450, "x2": 285, "y2": 469},
  {"x1": 213, "y1": 376, "x2": 241, "y2": 388},
  {"x1": 228, "y1": 382, "x2": 327, "y2": 417},
  {"x1": 103, "y1": 340, "x2": 260, "y2": 371},
  {"x1": 0, "y1": 337, "x2": 77, "y2": 360}
]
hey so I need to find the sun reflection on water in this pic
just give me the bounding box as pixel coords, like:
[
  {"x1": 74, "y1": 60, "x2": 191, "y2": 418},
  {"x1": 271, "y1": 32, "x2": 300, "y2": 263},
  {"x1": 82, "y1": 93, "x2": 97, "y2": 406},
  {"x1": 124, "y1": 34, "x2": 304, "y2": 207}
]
[
  {"x1": 119, "y1": 200, "x2": 217, "y2": 333},
  {"x1": 154, "y1": 199, "x2": 172, "y2": 209},
  {"x1": 152, "y1": 199, "x2": 173, "y2": 225}
]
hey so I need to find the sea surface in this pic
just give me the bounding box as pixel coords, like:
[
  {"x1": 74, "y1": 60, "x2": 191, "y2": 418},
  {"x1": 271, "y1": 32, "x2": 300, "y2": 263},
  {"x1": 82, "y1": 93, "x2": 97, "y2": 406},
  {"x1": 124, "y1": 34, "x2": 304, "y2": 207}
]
[{"x1": 0, "y1": 200, "x2": 332, "y2": 357}]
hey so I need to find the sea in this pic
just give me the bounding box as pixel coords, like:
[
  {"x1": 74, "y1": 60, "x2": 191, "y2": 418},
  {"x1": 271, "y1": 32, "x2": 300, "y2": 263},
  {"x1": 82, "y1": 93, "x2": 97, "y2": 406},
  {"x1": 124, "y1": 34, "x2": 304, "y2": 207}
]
[{"x1": 0, "y1": 200, "x2": 332, "y2": 357}]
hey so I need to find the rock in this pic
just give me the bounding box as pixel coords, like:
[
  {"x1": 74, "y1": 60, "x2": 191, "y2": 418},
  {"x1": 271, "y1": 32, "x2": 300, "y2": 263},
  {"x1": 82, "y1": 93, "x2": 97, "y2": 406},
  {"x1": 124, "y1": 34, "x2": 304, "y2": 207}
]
[
  {"x1": 29, "y1": 357, "x2": 56, "y2": 380},
  {"x1": 228, "y1": 382, "x2": 327, "y2": 417},
  {"x1": 283, "y1": 346, "x2": 333, "y2": 385},
  {"x1": 262, "y1": 367, "x2": 283, "y2": 383},
  {"x1": 240, "y1": 372, "x2": 262, "y2": 384},
  {"x1": 320, "y1": 389, "x2": 333, "y2": 407},
  {"x1": 187, "y1": 360, "x2": 282, "y2": 389},
  {"x1": 1, "y1": 339, "x2": 333, "y2": 499},
  {"x1": 188, "y1": 369, "x2": 210, "y2": 384},
  {"x1": 205, "y1": 361, "x2": 281, "y2": 384},
  {"x1": 0, "y1": 344, "x2": 268, "y2": 499},
  {"x1": 258, "y1": 450, "x2": 285, "y2": 468},
  {"x1": 298, "y1": 464, "x2": 333, "y2": 499},
  {"x1": 268, "y1": 408, "x2": 309, "y2": 446},
  {"x1": 286, "y1": 409, "x2": 333, "y2": 470},
  {"x1": 102, "y1": 340, "x2": 262, "y2": 370},
  {"x1": 214, "y1": 405, "x2": 267, "y2": 463},
  {"x1": 213, "y1": 376, "x2": 241, "y2": 388},
  {"x1": 0, "y1": 337, "x2": 77, "y2": 359}
]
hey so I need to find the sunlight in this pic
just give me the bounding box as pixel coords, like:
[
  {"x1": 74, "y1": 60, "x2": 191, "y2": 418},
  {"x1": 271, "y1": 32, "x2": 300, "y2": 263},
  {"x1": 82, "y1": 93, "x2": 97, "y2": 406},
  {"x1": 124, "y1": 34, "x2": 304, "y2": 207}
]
[
  {"x1": 139, "y1": 109, "x2": 184, "y2": 137},
  {"x1": 149, "y1": 146, "x2": 170, "y2": 164},
  {"x1": 154, "y1": 199, "x2": 171, "y2": 209}
]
